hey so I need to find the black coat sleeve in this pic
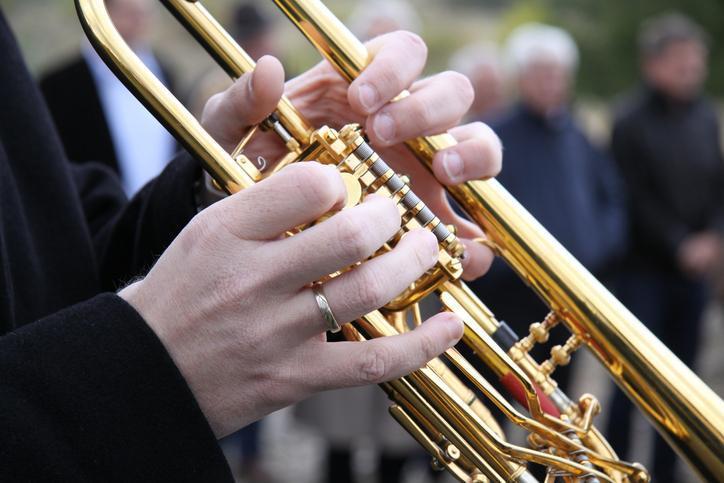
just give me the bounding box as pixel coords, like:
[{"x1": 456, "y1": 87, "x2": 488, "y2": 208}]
[
  {"x1": 0, "y1": 293, "x2": 233, "y2": 482},
  {"x1": 71, "y1": 153, "x2": 201, "y2": 290}
]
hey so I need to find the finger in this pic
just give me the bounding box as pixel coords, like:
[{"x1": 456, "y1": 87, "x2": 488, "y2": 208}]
[
  {"x1": 289, "y1": 230, "x2": 439, "y2": 336},
  {"x1": 209, "y1": 162, "x2": 346, "y2": 240},
  {"x1": 201, "y1": 55, "x2": 285, "y2": 151},
  {"x1": 268, "y1": 195, "x2": 403, "y2": 287},
  {"x1": 460, "y1": 238, "x2": 495, "y2": 281},
  {"x1": 348, "y1": 31, "x2": 428, "y2": 115},
  {"x1": 366, "y1": 71, "x2": 474, "y2": 147},
  {"x1": 309, "y1": 312, "x2": 464, "y2": 390},
  {"x1": 431, "y1": 122, "x2": 503, "y2": 185}
]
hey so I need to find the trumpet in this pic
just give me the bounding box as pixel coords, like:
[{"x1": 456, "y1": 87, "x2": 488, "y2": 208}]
[{"x1": 76, "y1": 0, "x2": 724, "y2": 481}]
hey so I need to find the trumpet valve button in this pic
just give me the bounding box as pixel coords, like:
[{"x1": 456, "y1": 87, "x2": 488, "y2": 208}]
[
  {"x1": 529, "y1": 322, "x2": 549, "y2": 343},
  {"x1": 551, "y1": 345, "x2": 571, "y2": 366}
]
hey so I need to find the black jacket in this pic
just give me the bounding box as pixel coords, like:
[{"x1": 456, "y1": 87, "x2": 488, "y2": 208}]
[
  {"x1": 39, "y1": 54, "x2": 177, "y2": 175},
  {"x1": 613, "y1": 87, "x2": 724, "y2": 273},
  {"x1": 0, "y1": 12, "x2": 232, "y2": 482}
]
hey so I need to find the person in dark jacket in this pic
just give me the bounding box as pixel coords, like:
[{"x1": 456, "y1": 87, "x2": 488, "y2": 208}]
[
  {"x1": 468, "y1": 23, "x2": 626, "y2": 393},
  {"x1": 40, "y1": 0, "x2": 177, "y2": 196},
  {"x1": 605, "y1": 14, "x2": 724, "y2": 481},
  {"x1": 0, "y1": 8, "x2": 502, "y2": 480}
]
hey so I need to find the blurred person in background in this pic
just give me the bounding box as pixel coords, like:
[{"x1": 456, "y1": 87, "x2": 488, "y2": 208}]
[
  {"x1": 40, "y1": 0, "x2": 177, "y2": 197},
  {"x1": 348, "y1": 0, "x2": 421, "y2": 41},
  {"x1": 450, "y1": 41, "x2": 505, "y2": 121},
  {"x1": 606, "y1": 13, "x2": 724, "y2": 481},
  {"x1": 467, "y1": 23, "x2": 626, "y2": 393}
]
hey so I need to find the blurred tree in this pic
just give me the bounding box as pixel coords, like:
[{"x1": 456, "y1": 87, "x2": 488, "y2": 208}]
[
  {"x1": 451, "y1": 0, "x2": 724, "y2": 98},
  {"x1": 552, "y1": 0, "x2": 724, "y2": 98}
]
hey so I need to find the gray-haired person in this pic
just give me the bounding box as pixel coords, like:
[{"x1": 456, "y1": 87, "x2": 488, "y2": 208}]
[
  {"x1": 606, "y1": 13, "x2": 724, "y2": 481},
  {"x1": 450, "y1": 42, "x2": 505, "y2": 120},
  {"x1": 468, "y1": 23, "x2": 626, "y2": 396}
]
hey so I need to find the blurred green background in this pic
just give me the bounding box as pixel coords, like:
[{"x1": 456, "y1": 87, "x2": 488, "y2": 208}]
[{"x1": 4, "y1": 0, "x2": 724, "y2": 100}]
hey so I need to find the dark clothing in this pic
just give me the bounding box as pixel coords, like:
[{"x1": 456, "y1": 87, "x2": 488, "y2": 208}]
[
  {"x1": 40, "y1": 57, "x2": 118, "y2": 173},
  {"x1": 0, "y1": 11, "x2": 232, "y2": 481},
  {"x1": 612, "y1": 87, "x2": 724, "y2": 273},
  {"x1": 468, "y1": 104, "x2": 625, "y2": 390},
  {"x1": 39, "y1": 55, "x2": 176, "y2": 176},
  {"x1": 484, "y1": 104, "x2": 626, "y2": 270},
  {"x1": 606, "y1": 86, "x2": 724, "y2": 482}
]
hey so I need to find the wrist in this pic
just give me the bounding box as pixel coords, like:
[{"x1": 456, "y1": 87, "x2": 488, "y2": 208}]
[{"x1": 118, "y1": 279, "x2": 169, "y2": 352}]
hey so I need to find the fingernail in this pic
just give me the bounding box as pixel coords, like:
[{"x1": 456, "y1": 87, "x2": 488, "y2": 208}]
[
  {"x1": 442, "y1": 151, "x2": 463, "y2": 183},
  {"x1": 373, "y1": 112, "x2": 395, "y2": 145},
  {"x1": 357, "y1": 83, "x2": 379, "y2": 112}
]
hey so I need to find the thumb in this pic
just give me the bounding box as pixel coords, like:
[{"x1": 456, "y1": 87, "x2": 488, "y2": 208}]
[{"x1": 202, "y1": 55, "x2": 285, "y2": 151}]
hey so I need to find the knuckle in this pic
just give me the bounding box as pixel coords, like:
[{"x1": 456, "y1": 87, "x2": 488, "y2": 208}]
[
  {"x1": 205, "y1": 197, "x2": 249, "y2": 240},
  {"x1": 179, "y1": 213, "x2": 211, "y2": 249},
  {"x1": 471, "y1": 139, "x2": 500, "y2": 177},
  {"x1": 357, "y1": 345, "x2": 391, "y2": 384},
  {"x1": 379, "y1": 66, "x2": 405, "y2": 94},
  {"x1": 354, "y1": 267, "x2": 388, "y2": 309},
  {"x1": 378, "y1": 197, "x2": 402, "y2": 231},
  {"x1": 411, "y1": 96, "x2": 434, "y2": 129},
  {"x1": 461, "y1": 123, "x2": 502, "y2": 178},
  {"x1": 417, "y1": 332, "x2": 439, "y2": 361},
  {"x1": 445, "y1": 71, "x2": 475, "y2": 108},
  {"x1": 290, "y1": 163, "x2": 342, "y2": 209},
  {"x1": 184, "y1": 209, "x2": 225, "y2": 251},
  {"x1": 333, "y1": 212, "x2": 374, "y2": 262},
  {"x1": 411, "y1": 238, "x2": 435, "y2": 272},
  {"x1": 399, "y1": 31, "x2": 428, "y2": 60}
]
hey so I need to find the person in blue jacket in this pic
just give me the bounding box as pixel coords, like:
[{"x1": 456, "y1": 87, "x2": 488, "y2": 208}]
[{"x1": 468, "y1": 23, "x2": 627, "y2": 393}]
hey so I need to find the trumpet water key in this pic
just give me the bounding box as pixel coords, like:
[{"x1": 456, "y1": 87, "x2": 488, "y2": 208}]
[{"x1": 76, "y1": 0, "x2": 724, "y2": 481}]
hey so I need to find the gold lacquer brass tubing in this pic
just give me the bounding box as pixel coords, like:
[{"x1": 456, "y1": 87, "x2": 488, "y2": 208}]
[
  {"x1": 75, "y1": 0, "x2": 254, "y2": 194},
  {"x1": 160, "y1": 0, "x2": 313, "y2": 146},
  {"x1": 76, "y1": 1, "x2": 519, "y2": 480},
  {"x1": 271, "y1": 1, "x2": 724, "y2": 479}
]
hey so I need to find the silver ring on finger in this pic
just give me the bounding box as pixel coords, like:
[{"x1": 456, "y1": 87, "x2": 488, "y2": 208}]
[{"x1": 312, "y1": 284, "x2": 341, "y2": 333}]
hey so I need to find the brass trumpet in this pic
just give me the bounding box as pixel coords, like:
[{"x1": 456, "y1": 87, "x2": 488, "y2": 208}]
[{"x1": 76, "y1": 0, "x2": 724, "y2": 481}]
